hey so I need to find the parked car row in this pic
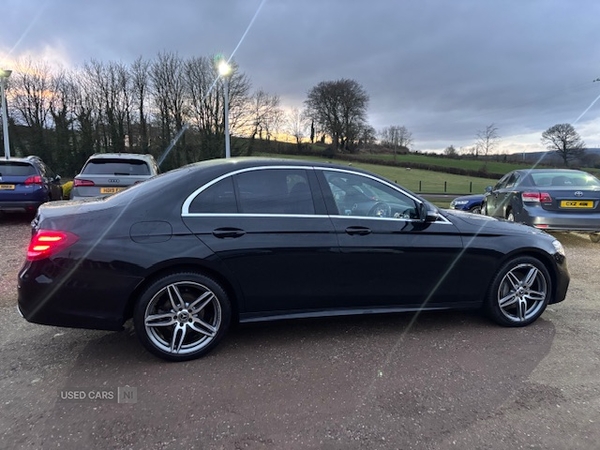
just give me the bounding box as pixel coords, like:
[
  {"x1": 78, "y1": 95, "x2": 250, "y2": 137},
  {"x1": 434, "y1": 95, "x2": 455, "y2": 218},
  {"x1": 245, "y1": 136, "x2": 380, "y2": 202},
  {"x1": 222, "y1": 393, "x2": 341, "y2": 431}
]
[
  {"x1": 0, "y1": 153, "x2": 159, "y2": 215},
  {"x1": 449, "y1": 168, "x2": 600, "y2": 242}
]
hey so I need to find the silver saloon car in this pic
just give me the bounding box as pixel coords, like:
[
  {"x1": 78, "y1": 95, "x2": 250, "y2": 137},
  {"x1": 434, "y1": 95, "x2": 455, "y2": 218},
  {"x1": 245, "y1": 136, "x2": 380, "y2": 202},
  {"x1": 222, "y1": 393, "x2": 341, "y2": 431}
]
[{"x1": 70, "y1": 153, "x2": 159, "y2": 200}]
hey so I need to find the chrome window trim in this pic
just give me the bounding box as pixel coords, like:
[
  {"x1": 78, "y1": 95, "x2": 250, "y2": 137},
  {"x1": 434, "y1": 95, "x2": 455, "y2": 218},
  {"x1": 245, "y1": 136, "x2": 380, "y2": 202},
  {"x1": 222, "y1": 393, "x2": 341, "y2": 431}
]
[{"x1": 180, "y1": 164, "x2": 452, "y2": 225}]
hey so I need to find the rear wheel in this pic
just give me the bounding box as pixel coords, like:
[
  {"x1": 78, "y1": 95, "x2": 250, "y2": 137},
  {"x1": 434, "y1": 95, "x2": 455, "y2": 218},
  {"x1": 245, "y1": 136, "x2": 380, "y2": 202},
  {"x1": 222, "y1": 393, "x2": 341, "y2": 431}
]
[
  {"x1": 485, "y1": 256, "x2": 551, "y2": 327},
  {"x1": 133, "y1": 272, "x2": 231, "y2": 361}
]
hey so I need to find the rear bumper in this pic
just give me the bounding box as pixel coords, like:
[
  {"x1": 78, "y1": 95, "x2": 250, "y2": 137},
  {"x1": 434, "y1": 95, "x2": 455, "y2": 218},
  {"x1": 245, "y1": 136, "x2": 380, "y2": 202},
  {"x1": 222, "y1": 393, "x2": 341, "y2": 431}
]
[
  {"x1": 0, "y1": 201, "x2": 42, "y2": 213},
  {"x1": 17, "y1": 259, "x2": 142, "y2": 332},
  {"x1": 519, "y1": 206, "x2": 600, "y2": 232}
]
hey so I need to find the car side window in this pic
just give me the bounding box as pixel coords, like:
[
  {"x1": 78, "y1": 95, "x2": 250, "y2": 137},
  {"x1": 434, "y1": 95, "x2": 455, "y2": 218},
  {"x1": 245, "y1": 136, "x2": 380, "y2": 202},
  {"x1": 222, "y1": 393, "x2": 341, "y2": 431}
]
[
  {"x1": 494, "y1": 173, "x2": 511, "y2": 190},
  {"x1": 505, "y1": 173, "x2": 520, "y2": 188},
  {"x1": 189, "y1": 176, "x2": 237, "y2": 213},
  {"x1": 323, "y1": 170, "x2": 418, "y2": 219},
  {"x1": 235, "y1": 169, "x2": 315, "y2": 215}
]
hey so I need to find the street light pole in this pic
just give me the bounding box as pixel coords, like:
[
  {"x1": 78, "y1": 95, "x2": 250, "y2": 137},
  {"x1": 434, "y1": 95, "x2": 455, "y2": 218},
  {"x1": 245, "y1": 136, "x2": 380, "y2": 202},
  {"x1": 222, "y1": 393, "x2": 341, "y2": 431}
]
[
  {"x1": 218, "y1": 60, "x2": 232, "y2": 159},
  {"x1": 0, "y1": 69, "x2": 12, "y2": 160}
]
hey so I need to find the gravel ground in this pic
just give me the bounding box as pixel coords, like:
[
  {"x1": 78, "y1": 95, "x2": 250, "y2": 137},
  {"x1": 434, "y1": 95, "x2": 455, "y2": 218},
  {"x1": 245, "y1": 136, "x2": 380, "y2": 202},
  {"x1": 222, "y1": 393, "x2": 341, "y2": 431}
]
[{"x1": 0, "y1": 214, "x2": 31, "y2": 308}]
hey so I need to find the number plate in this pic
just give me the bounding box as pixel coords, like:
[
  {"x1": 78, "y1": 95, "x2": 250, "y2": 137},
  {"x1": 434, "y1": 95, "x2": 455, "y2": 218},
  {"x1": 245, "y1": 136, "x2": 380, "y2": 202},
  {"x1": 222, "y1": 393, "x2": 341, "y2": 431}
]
[
  {"x1": 560, "y1": 200, "x2": 593, "y2": 208},
  {"x1": 0, "y1": 184, "x2": 15, "y2": 190},
  {"x1": 100, "y1": 187, "x2": 125, "y2": 194}
]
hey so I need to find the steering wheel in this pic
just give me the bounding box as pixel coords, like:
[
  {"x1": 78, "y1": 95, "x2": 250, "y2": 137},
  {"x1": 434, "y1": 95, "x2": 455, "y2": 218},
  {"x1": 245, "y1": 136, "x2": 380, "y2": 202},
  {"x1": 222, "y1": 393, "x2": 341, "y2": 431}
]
[{"x1": 368, "y1": 202, "x2": 392, "y2": 218}]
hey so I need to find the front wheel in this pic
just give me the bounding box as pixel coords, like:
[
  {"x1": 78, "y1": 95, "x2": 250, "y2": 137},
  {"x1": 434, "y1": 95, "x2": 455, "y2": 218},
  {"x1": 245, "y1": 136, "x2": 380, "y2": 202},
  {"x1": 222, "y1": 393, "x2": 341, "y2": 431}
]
[
  {"x1": 469, "y1": 204, "x2": 482, "y2": 214},
  {"x1": 506, "y1": 210, "x2": 515, "y2": 222},
  {"x1": 485, "y1": 256, "x2": 551, "y2": 327},
  {"x1": 133, "y1": 272, "x2": 231, "y2": 361},
  {"x1": 590, "y1": 233, "x2": 600, "y2": 243}
]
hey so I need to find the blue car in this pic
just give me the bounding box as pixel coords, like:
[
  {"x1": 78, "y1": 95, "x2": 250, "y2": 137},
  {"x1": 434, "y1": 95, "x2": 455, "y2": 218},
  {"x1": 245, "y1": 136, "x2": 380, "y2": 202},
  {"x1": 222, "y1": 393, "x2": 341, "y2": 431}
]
[
  {"x1": 0, "y1": 156, "x2": 63, "y2": 215},
  {"x1": 449, "y1": 193, "x2": 484, "y2": 213}
]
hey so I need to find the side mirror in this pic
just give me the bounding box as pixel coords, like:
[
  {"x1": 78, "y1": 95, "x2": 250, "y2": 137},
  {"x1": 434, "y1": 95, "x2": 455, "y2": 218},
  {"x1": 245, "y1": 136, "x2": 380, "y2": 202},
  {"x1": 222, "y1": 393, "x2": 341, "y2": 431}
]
[
  {"x1": 485, "y1": 185, "x2": 493, "y2": 193},
  {"x1": 418, "y1": 202, "x2": 440, "y2": 223}
]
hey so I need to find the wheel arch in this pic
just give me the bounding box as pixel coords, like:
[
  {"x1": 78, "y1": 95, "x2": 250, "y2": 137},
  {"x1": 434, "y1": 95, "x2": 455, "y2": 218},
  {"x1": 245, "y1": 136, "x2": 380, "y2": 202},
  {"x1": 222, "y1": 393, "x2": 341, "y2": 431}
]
[
  {"x1": 123, "y1": 261, "x2": 241, "y2": 325},
  {"x1": 492, "y1": 248, "x2": 559, "y2": 303}
]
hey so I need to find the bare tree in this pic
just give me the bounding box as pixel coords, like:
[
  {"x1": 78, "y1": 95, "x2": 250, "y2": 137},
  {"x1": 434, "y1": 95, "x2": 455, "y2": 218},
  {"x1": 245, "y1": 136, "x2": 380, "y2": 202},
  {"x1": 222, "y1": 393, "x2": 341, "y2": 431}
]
[
  {"x1": 184, "y1": 56, "x2": 250, "y2": 160},
  {"x1": 304, "y1": 79, "x2": 369, "y2": 152},
  {"x1": 245, "y1": 90, "x2": 282, "y2": 142},
  {"x1": 475, "y1": 123, "x2": 499, "y2": 157},
  {"x1": 284, "y1": 107, "x2": 308, "y2": 148},
  {"x1": 444, "y1": 145, "x2": 458, "y2": 157},
  {"x1": 150, "y1": 52, "x2": 187, "y2": 167},
  {"x1": 380, "y1": 125, "x2": 413, "y2": 160},
  {"x1": 49, "y1": 69, "x2": 79, "y2": 174},
  {"x1": 541, "y1": 123, "x2": 586, "y2": 167},
  {"x1": 131, "y1": 57, "x2": 151, "y2": 153},
  {"x1": 10, "y1": 59, "x2": 53, "y2": 160},
  {"x1": 357, "y1": 125, "x2": 377, "y2": 149}
]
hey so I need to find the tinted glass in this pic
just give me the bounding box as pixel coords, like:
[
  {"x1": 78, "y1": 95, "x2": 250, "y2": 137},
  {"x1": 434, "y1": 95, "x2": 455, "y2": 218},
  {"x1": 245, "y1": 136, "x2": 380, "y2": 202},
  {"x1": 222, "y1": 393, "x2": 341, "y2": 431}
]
[
  {"x1": 0, "y1": 162, "x2": 37, "y2": 177},
  {"x1": 505, "y1": 173, "x2": 520, "y2": 188},
  {"x1": 235, "y1": 169, "x2": 314, "y2": 214},
  {"x1": 531, "y1": 171, "x2": 600, "y2": 187},
  {"x1": 82, "y1": 159, "x2": 151, "y2": 175},
  {"x1": 189, "y1": 177, "x2": 237, "y2": 213},
  {"x1": 494, "y1": 172, "x2": 512, "y2": 190},
  {"x1": 324, "y1": 170, "x2": 417, "y2": 217}
]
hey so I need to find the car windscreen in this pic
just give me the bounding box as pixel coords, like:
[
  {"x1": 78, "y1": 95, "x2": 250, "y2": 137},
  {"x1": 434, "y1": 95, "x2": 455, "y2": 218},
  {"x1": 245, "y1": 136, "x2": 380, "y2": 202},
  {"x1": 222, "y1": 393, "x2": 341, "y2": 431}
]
[
  {"x1": 81, "y1": 159, "x2": 151, "y2": 176},
  {"x1": 0, "y1": 162, "x2": 37, "y2": 177}
]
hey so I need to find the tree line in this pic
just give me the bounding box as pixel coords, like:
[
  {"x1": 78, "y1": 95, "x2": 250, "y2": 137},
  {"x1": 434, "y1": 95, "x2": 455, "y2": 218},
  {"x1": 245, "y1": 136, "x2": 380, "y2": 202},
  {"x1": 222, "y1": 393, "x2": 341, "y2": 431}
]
[{"x1": 3, "y1": 52, "x2": 590, "y2": 177}]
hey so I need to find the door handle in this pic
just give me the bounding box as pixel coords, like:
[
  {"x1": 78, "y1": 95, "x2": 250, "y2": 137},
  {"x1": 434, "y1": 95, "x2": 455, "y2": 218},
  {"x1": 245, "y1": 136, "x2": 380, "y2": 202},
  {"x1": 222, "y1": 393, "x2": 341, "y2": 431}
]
[
  {"x1": 213, "y1": 228, "x2": 246, "y2": 238},
  {"x1": 345, "y1": 226, "x2": 371, "y2": 236}
]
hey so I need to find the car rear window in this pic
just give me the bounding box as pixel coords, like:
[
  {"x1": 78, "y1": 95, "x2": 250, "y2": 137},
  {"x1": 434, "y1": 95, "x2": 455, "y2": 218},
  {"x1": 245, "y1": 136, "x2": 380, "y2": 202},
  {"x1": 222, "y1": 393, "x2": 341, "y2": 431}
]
[
  {"x1": 82, "y1": 159, "x2": 151, "y2": 176},
  {"x1": 0, "y1": 162, "x2": 37, "y2": 177},
  {"x1": 531, "y1": 172, "x2": 600, "y2": 187}
]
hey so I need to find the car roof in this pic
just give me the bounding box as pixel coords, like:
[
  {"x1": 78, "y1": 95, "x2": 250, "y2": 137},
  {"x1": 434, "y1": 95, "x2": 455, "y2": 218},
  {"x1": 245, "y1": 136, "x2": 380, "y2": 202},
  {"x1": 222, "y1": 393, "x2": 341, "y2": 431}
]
[
  {"x1": 86, "y1": 153, "x2": 157, "y2": 162},
  {"x1": 515, "y1": 168, "x2": 588, "y2": 174},
  {"x1": 181, "y1": 156, "x2": 372, "y2": 173},
  {"x1": 0, "y1": 156, "x2": 43, "y2": 164}
]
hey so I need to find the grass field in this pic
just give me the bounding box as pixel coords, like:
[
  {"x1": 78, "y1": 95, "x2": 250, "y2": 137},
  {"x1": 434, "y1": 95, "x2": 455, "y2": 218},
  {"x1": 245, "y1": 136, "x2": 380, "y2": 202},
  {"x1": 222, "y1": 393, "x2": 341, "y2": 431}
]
[{"x1": 256, "y1": 152, "x2": 499, "y2": 196}]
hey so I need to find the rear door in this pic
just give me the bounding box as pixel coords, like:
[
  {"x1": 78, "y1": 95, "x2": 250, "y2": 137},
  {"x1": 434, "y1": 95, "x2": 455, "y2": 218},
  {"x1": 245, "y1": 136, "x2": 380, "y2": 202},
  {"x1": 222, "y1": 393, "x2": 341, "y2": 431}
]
[
  {"x1": 485, "y1": 171, "x2": 520, "y2": 218},
  {"x1": 182, "y1": 166, "x2": 340, "y2": 317}
]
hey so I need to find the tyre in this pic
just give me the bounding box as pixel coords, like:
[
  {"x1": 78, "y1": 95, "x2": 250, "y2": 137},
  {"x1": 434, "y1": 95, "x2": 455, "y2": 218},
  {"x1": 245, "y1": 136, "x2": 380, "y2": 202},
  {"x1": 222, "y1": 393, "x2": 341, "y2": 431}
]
[
  {"x1": 506, "y1": 210, "x2": 515, "y2": 222},
  {"x1": 469, "y1": 205, "x2": 482, "y2": 214},
  {"x1": 590, "y1": 233, "x2": 600, "y2": 243},
  {"x1": 133, "y1": 272, "x2": 231, "y2": 361},
  {"x1": 485, "y1": 256, "x2": 551, "y2": 327}
]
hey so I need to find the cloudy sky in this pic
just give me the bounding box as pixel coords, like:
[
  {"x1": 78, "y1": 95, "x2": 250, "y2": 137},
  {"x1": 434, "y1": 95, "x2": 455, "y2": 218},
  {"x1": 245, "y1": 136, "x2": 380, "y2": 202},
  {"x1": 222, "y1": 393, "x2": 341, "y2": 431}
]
[{"x1": 2, "y1": 0, "x2": 599, "y2": 153}]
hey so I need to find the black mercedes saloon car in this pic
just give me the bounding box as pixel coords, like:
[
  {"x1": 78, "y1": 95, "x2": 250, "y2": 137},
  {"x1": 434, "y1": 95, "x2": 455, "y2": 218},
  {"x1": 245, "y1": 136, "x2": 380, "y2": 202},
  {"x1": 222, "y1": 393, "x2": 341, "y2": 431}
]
[{"x1": 18, "y1": 158, "x2": 570, "y2": 361}]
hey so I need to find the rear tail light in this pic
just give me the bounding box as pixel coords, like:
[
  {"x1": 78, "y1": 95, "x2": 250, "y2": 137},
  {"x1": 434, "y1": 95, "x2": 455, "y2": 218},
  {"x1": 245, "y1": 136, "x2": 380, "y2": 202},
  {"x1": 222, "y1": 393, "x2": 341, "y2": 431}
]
[
  {"x1": 24, "y1": 175, "x2": 43, "y2": 185},
  {"x1": 522, "y1": 191, "x2": 552, "y2": 203},
  {"x1": 27, "y1": 230, "x2": 79, "y2": 261},
  {"x1": 74, "y1": 178, "x2": 95, "y2": 187}
]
